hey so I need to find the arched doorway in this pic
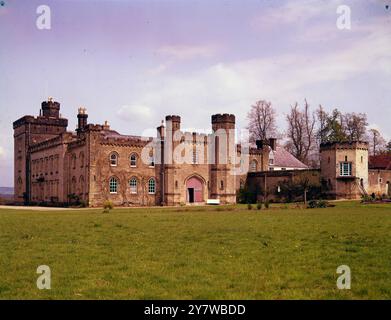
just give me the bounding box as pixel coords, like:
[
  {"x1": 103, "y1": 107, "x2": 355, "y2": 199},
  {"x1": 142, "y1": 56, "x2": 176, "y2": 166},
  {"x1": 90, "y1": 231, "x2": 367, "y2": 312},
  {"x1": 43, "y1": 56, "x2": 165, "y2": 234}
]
[
  {"x1": 186, "y1": 176, "x2": 203, "y2": 203},
  {"x1": 386, "y1": 181, "x2": 390, "y2": 196}
]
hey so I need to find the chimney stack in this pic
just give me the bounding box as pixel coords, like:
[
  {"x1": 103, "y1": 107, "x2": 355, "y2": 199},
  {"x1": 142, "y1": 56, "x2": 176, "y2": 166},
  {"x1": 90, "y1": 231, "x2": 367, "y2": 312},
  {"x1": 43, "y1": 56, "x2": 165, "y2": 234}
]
[
  {"x1": 268, "y1": 138, "x2": 277, "y2": 151},
  {"x1": 256, "y1": 140, "x2": 263, "y2": 150}
]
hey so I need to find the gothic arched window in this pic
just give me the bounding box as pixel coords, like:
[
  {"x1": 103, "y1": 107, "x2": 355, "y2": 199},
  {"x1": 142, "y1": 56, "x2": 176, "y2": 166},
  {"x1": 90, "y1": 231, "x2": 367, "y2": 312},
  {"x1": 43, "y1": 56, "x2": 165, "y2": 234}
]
[
  {"x1": 110, "y1": 152, "x2": 118, "y2": 167},
  {"x1": 148, "y1": 178, "x2": 156, "y2": 194}
]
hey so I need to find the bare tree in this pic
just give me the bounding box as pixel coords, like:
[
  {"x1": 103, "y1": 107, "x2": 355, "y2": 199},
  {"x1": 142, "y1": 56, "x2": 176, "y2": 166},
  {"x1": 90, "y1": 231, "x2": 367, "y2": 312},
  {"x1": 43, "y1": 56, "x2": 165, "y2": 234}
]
[
  {"x1": 368, "y1": 129, "x2": 386, "y2": 156},
  {"x1": 247, "y1": 100, "x2": 277, "y2": 142},
  {"x1": 285, "y1": 99, "x2": 316, "y2": 165}
]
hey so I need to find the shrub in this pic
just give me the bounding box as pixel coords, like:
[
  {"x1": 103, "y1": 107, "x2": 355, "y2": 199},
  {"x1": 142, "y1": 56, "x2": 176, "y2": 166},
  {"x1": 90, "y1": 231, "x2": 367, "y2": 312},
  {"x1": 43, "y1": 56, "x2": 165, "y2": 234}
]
[
  {"x1": 237, "y1": 187, "x2": 257, "y2": 204},
  {"x1": 264, "y1": 200, "x2": 270, "y2": 209},
  {"x1": 361, "y1": 195, "x2": 374, "y2": 203},
  {"x1": 307, "y1": 199, "x2": 329, "y2": 209},
  {"x1": 103, "y1": 200, "x2": 114, "y2": 212},
  {"x1": 247, "y1": 204, "x2": 253, "y2": 210},
  {"x1": 308, "y1": 200, "x2": 318, "y2": 208},
  {"x1": 256, "y1": 202, "x2": 262, "y2": 210},
  {"x1": 317, "y1": 200, "x2": 328, "y2": 208}
]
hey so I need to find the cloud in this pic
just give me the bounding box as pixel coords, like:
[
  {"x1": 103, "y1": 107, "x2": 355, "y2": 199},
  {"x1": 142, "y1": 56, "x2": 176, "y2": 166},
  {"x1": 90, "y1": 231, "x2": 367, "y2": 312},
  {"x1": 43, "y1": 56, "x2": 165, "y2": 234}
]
[
  {"x1": 157, "y1": 44, "x2": 217, "y2": 60},
  {"x1": 147, "y1": 63, "x2": 169, "y2": 75},
  {"x1": 251, "y1": 0, "x2": 344, "y2": 30},
  {"x1": 116, "y1": 104, "x2": 155, "y2": 123},
  {"x1": 0, "y1": 146, "x2": 5, "y2": 158},
  {"x1": 118, "y1": 13, "x2": 391, "y2": 135}
]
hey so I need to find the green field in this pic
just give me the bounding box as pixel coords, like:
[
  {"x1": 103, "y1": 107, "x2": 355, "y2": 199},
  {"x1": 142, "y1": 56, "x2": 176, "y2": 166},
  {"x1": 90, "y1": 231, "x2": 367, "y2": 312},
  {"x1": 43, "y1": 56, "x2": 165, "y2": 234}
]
[{"x1": 0, "y1": 201, "x2": 390, "y2": 300}]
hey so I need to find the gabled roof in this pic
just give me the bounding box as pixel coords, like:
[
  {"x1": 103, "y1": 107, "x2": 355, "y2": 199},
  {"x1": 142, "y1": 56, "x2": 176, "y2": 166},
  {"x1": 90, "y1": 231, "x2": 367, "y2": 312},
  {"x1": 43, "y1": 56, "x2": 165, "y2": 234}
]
[
  {"x1": 369, "y1": 154, "x2": 391, "y2": 170},
  {"x1": 270, "y1": 146, "x2": 308, "y2": 169}
]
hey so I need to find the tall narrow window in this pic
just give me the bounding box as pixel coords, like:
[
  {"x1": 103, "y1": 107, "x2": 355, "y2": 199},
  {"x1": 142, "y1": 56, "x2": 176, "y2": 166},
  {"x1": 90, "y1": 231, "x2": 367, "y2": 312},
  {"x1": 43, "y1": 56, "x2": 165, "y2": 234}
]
[
  {"x1": 192, "y1": 149, "x2": 198, "y2": 164},
  {"x1": 80, "y1": 152, "x2": 84, "y2": 168},
  {"x1": 130, "y1": 153, "x2": 137, "y2": 167},
  {"x1": 109, "y1": 177, "x2": 118, "y2": 193},
  {"x1": 79, "y1": 176, "x2": 84, "y2": 194},
  {"x1": 250, "y1": 160, "x2": 257, "y2": 172},
  {"x1": 129, "y1": 178, "x2": 137, "y2": 194},
  {"x1": 72, "y1": 154, "x2": 76, "y2": 169},
  {"x1": 148, "y1": 178, "x2": 156, "y2": 194},
  {"x1": 149, "y1": 156, "x2": 155, "y2": 167},
  {"x1": 71, "y1": 176, "x2": 77, "y2": 194},
  {"x1": 110, "y1": 153, "x2": 118, "y2": 166}
]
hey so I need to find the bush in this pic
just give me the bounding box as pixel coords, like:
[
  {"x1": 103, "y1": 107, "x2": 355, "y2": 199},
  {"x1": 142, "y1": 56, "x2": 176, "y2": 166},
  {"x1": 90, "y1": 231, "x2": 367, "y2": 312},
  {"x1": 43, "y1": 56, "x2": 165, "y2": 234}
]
[
  {"x1": 256, "y1": 202, "x2": 262, "y2": 210},
  {"x1": 247, "y1": 204, "x2": 253, "y2": 210},
  {"x1": 307, "y1": 199, "x2": 329, "y2": 209},
  {"x1": 361, "y1": 195, "x2": 374, "y2": 203},
  {"x1": 308, "y1": 200, "x2": 318, "y2": 208},
  {"x1": 103, "y1": 200, "x2": 114, "y2": 212},
  {"x1": 264, "y1": 200, "x2": 270, "y2": 209},
  {"x1": 237, "y1": 187, "x2": 257, "y2": 204}
]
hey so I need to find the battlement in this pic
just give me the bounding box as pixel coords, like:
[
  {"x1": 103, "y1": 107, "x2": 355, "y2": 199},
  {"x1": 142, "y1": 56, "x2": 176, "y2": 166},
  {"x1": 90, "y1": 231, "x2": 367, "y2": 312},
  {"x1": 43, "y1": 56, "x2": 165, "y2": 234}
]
[
  {"x1": 13, "y1": 115, "x2": 68, "y2": 129},
  {"x1": 165, "y1": 115, "x2": 181, "y2": 122},
  {"x1": 211, "y1": 113, "x2": 235, "y2": 124},
  {"x1": 320, "y1": 141, "x2": 369, "y2": 151},
  {"x1": 41, "y1": 98, "x2": 61, "y2": 118}
]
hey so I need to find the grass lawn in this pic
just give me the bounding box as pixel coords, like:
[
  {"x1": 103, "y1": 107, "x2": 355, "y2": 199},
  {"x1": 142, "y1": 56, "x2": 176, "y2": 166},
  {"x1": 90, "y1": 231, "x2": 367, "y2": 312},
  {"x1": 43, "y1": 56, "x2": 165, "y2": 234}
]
[{"x1": 0, "y1": 201, "x2": 390, "y2": 300}]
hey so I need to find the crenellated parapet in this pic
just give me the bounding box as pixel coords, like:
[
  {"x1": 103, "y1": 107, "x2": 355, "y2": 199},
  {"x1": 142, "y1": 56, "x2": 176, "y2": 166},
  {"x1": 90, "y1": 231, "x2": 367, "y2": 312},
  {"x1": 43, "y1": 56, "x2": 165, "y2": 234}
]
[{"x1": 320, "y1": 141, "x2": 369, "y2": 151}]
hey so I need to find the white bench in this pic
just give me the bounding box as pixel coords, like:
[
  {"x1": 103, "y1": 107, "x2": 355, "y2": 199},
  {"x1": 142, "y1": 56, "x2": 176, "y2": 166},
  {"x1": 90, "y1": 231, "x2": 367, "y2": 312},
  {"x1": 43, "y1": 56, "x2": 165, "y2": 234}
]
[{"x1": 207, "y1": 199, "x2": 220, "y2": 205}]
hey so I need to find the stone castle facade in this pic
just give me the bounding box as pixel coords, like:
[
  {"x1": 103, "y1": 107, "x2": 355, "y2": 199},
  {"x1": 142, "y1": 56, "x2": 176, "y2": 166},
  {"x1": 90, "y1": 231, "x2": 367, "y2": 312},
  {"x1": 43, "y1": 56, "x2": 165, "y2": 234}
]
[
  {"x1": 13, "y1": 99, "x2": 269, "y2": 207},
  {"x1": 13, "y1": 99, "x2": 391, "y2": 207}
]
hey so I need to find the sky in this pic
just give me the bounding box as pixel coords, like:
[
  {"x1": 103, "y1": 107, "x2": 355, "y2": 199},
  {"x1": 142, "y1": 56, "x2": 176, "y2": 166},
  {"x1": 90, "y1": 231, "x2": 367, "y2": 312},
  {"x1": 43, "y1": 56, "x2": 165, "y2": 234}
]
[{"x1": 0, "y1": 0, "x2": 390, "y2": 187}]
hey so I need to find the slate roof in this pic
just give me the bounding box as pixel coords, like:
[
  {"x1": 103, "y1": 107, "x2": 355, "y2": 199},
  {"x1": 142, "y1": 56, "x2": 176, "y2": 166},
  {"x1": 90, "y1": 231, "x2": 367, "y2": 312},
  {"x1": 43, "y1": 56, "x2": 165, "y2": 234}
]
[
  {"x1": 369, "y1": 154, "x2": 391, "y2": 170},
  {"x1": 270, "y1": 146, "x2": 309, "y2": 169}
]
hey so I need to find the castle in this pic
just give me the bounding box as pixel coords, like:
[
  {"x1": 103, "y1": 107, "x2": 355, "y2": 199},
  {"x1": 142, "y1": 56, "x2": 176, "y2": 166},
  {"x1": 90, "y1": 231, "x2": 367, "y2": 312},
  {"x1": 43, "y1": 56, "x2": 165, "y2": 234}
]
[
  {"x1": 13, "y1": 99, "x2": 269, "y2": 207},
  {"x1": 13, "y1": 99, "x2": 391, "y2": 207}
]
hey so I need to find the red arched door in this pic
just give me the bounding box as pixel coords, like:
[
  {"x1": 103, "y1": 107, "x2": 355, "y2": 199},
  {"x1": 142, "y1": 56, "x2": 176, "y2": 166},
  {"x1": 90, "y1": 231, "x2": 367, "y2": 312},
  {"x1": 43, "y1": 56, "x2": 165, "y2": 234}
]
[{"x1": 186, "y1": 176, "x2": 203, "y2": 203}]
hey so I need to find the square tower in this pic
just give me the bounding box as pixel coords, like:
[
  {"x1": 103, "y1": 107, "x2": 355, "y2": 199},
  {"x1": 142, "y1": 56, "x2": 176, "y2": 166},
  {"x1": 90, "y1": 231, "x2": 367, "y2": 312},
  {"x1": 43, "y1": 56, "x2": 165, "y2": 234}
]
[
  {"x1": 320, "y1": 141, "x2": 368, "y2": 199},
  {"x1": 13, "y1": 99, "x2": 68, "y2": 204}
]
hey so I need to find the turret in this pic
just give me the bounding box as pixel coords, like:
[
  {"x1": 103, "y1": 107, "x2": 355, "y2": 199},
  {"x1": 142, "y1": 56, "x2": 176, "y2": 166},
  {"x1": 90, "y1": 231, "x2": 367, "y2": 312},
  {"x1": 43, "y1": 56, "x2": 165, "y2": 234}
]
[
  {"x1": 77, "y1": 107, "x2": 88, "y2": 132},
  {"x1": 41, "y1": 97, "x2": 60, "y2": 118}
]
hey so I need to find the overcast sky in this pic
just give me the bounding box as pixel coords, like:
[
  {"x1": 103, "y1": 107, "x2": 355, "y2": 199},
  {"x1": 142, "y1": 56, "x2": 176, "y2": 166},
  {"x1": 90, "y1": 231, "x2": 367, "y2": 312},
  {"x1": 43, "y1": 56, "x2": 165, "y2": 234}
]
[{"x1": 0, "y1": 0, "x2": 390, "y2": 187}]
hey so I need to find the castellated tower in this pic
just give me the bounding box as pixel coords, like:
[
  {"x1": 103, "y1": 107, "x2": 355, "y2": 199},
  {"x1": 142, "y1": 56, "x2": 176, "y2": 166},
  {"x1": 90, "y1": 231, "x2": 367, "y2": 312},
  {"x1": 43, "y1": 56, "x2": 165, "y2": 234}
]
[
  {"x1": 210, "y1": 113, "x2": 236, "y2": 204},
  {"x1": 13, "y1": 98, "x2": 68, "y2": 203},
  {"x1": 163, "y1": 115, "x2": 182, "y2": 205},
  {"x1": 320, "y1": 141, "x2": 368, "y2": 200}
]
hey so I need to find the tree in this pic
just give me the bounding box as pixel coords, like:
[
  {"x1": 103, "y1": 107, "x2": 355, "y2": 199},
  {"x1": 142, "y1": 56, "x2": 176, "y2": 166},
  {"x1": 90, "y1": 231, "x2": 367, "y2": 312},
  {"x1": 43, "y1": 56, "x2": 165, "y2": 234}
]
[
  {"x1": 386, "y1": 140, "x2": 391, "y2": 154},
  {"x1": 368, "y1": 129, "x2": 386, "y2": 156},
  {"x1": 285, "y1": 99, "x2": 316, "y2": 165},
  {"x1": 343, "y1": 112, "x2": 368, "y2": 141},
  {"x1": 247, "y1": 100, "x2": 277, "y2": 142},
  {"x1": 316, "y1": 105, "x2": 329, "y2": 144},
  {"x1": 316, "y1": 108, "x2": 348, "y2": 144}
]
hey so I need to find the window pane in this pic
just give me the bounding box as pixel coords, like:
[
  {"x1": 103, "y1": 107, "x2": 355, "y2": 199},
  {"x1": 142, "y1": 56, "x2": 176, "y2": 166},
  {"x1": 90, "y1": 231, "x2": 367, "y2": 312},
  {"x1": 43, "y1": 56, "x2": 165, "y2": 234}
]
[
  {"x1": 148, "y1": 178, "x2": 155, "y2": 193},
  {"x1": 109, "y1": 177, "x2": 118, "y2": 193},
  {"x1": 129, "y1": 178, "x2": 137, "y2": 193}
]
